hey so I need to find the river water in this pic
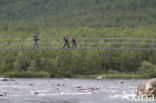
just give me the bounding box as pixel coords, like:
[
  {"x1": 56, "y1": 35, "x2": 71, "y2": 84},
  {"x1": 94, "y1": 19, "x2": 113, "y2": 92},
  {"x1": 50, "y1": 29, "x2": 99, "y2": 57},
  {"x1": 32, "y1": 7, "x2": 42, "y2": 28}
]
[{"x1": 0, "y1": 78, "x2": 155, "y2": 103}]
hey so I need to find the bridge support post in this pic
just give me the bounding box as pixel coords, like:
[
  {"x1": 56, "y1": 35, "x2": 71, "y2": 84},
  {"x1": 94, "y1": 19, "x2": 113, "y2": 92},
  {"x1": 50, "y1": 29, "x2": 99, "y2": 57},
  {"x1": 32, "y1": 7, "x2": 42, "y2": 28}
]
[
  {"x1": 85, "y1": 39, "x2": 88, "y2": 49},
  {"x1": 111, "y1": 38, "x2": 114, "y2": 49},
  {"x1": 13, "y1": 40, "x2": 15, "y2": 49},
  {"x1": 124, "y1": 38, "x2": 127, "y2": 49},
  {"x1": 137, "y1": 39, "x2": 140, "y2": 50},
  {"x1": 22, "y1": 39, "x2": 23, "y2": 50},
  {"x1": 151, "y1": 39, "x2": 154, "y2": 50},
  {"x1": 9, "y1": 41, "x2": 11, "y2": 49},
  {"x1": 47, "y1": 37, "x2": 49, "y2": 49}
]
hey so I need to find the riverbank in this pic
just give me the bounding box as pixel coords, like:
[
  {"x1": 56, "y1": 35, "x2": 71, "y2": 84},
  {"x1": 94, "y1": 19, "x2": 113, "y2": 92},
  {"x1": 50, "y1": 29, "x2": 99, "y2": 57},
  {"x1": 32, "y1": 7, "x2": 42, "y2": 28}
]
[
  {"x1": 75, "y1": 73, "x2": 144, "y2": 79},
  {"x1": 0, "y1": 72, "x2": 147, "y2": 79},
  {"x1": 0, "y1": 48, "x2": 156, "y2": 80}
]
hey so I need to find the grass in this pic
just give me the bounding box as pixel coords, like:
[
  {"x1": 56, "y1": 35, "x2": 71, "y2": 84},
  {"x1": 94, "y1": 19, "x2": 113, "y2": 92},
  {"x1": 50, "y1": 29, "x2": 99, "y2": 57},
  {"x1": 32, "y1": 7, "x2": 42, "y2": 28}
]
[
  {"x1": 0, "y1": 72, "x2": 150, "y2": 79},
  {"x1": 0, "y1": 71, "x2": 50, "y2": 78},
  {"x1": 75, "y1": 73, "x2": 144, "y2": 79}
]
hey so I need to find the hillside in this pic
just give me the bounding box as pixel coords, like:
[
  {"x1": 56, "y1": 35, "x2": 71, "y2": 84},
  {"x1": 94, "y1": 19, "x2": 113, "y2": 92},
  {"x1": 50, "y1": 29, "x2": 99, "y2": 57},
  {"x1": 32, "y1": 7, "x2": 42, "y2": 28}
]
[
  {"x1": 0, "y1": 0, "x2": 155, "y2": 34},
  {"x1": 0, "y1": 0, "x2": 156, "y2": 78}
]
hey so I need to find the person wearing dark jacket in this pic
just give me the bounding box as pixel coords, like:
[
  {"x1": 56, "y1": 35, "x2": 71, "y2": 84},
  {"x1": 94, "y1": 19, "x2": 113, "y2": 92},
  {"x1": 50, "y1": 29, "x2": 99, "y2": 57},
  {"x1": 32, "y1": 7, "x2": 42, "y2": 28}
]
[
  {"x1": 33, "y1": 33, "x2": 40, "y2": 48},
  {"x1": 63, "y1": 34, "x2": 70, "y2": 48}
]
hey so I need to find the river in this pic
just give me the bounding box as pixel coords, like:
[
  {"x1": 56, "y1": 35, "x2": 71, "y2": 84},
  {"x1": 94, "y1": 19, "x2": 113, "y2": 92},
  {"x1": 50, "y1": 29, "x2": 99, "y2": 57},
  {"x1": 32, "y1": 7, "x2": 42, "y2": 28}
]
[{"x1": 0, "y1": 78, "x2": 155, "y2": 103}]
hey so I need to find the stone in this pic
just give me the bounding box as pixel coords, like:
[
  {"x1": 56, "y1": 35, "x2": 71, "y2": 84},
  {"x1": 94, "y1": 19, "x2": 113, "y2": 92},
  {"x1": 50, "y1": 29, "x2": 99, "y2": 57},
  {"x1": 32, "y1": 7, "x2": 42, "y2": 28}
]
[
  {"x1": 120, "y1": 81, "x2": 124, "y2": 84},
  {"x1": 137, "y1": 78, "x2": 156, "y2": 97},
  {"x1": 79, "y1": 89, "x2": 87, "y2": 91},
  {"x1": 14, "y1": 82, "x2": 18, "y2": 84},
  {"x1": 1, "y1": 78, "x2": 9, "y2": 81},
  {"x1": 3, "y1": 93, "x2": 6, "y2": 96},
  {"x1": 76, "y1": 86, "x2": 82, "y2": 88},
  {"x1": 29, "y1": 84, "x2": 34, "y2": 86},
  {"x1": 34, "y1": 92, "x2": 39, "y2": 94},
  {"x1": 0, "y1": 94, "x2": 3, "y2": 96},
  {"x1": 0, "y1": 78, "x2": 15, "y2": 81},
  {"x1": 10, "y1": 78, "x2": 15, "y2": 81},
  {"x1": 96, "y1": 76, "x2": 105, "y2": 80},
  {"x1": 95, "y1": 88, "x2": 100, "y2": 90},
  {"x1": 56, "y1": 84, "x2": 61, "y2": 86}
]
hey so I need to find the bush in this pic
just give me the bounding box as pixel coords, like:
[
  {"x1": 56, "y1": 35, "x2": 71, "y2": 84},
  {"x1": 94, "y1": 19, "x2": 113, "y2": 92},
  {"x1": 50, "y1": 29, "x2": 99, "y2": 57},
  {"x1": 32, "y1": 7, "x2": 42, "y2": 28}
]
[
  {"x1": 56, "y1": 71, "x2": 74, "y2": 78},
  {"x1": 137, "y1": 61, "x2": 156, "y2": 78},
  {"x1": 8, "y1": 71, "x2": 49, "y2": 78}
]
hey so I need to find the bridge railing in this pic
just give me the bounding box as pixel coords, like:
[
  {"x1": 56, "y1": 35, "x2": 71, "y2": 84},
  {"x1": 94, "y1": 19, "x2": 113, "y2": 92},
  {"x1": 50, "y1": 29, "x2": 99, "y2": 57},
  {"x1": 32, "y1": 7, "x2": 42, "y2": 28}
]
[{"x1": 0, "y1": 38, "x2": 155, "y2": 50}]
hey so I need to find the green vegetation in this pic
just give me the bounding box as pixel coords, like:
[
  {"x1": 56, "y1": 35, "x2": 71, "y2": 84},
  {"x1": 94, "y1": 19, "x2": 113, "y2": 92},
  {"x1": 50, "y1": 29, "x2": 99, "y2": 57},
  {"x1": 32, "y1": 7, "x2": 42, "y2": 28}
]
[
  {"x1": 76, "y1": 73, "x2": 143, "y2": 79},
  {"x1": 137, "y1": 61, "x2": 156, "y2": 78},
  {"x1": 0, "y1": 50, "x2": 156, "y2": 78},
  {"x1": 0, "y1": 0, "x2": 156, "y2": 38},
  {"x1": 0, "y1": 0, "x2": 156, "y2": 78}
]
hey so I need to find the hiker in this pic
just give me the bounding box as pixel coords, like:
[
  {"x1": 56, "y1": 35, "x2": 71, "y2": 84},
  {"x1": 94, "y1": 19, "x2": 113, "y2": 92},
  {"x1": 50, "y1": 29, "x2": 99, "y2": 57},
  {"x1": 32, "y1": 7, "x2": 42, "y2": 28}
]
[
  {"x1": 63, "y1": 34, "x2": 70, "y2": 48},
  {"x1": 33, "y1": 33, "x2": 40, "y2": 48},
  {"x1": 72, "y1": 36, "x2": 77, "y2": 48}
]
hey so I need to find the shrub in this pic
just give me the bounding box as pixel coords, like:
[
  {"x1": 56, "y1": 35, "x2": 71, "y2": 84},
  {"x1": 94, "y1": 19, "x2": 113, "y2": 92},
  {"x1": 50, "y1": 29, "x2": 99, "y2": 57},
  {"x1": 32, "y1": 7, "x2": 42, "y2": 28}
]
[{"x1": 137, "y1": 61, "x2": 156, "y2": 78}]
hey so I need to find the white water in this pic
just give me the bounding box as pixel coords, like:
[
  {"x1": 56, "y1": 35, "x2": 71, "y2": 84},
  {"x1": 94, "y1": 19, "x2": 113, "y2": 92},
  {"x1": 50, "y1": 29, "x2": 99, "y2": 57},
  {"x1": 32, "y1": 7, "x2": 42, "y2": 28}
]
[{"x1": 0, "y1": 78, "x2": 155, "y2": 103}]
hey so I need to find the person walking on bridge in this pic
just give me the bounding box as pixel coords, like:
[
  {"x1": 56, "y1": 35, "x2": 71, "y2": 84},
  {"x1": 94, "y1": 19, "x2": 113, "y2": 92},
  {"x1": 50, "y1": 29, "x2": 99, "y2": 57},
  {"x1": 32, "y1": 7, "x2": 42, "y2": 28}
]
[
  {"x1": 33, "y1": 33, "x2": 40, "y2": 48},
  {"x1": 72, "y1": 36, "x2": 77, "y2": 48},
  {"x1": 63, "y1": 34, "x2": 70, "y2": 48}
]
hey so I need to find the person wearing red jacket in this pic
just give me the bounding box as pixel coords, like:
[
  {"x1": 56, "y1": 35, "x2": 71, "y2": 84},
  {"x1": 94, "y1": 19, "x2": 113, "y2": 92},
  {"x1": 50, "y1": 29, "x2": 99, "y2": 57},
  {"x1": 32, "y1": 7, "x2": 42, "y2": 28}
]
[{"x1": 72, "y1": 36, "x2": 77, "y2": 48}]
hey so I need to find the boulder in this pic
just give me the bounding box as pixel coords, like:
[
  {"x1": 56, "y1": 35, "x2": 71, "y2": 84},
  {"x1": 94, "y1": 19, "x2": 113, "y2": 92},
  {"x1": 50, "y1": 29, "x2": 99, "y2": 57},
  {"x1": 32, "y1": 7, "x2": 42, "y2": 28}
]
[
  {"x1": 56, "y1": 84, "x2": 61, "y2": 86},
  {"x1": 29, "y1": 84, "x2": 34, "y2": 86},
  {"x1": 34, "y1": 92, "x2": 39, "y2": 94},
  {"x1": 137, "y1": 78, "x2": 156, "y2": 97},
  {"x1": 0, "y1": 77, "x2": 15, "y2": 81},
  {"x1": 96, "y1": 76, "x2": 105, "y2": 80},
  {"x1": 76, "y1": 86, "x2": 82, "y2": 88},
  {"x1": 120, "y1": 81, "x2": 124, "y2": 84},
  {"x1": 0, "y1": 94, "x2": 3, "y2": 96}
]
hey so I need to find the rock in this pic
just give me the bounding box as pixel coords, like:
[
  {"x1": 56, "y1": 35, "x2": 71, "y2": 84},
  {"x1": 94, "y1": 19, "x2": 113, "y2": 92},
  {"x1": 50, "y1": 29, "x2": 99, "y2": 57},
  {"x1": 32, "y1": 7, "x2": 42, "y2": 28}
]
[
  {"x1": 29, "y1": 84, "x2": 34, "y2": 86},
  {"x1": 87, "y1": 87, "x2": 99, "y2": 92},
  {"x1": 56, "y1": 84, "x2": 61, "y2": 86},
  {"x1": 76, "y1": 86, "x2": 82, "y2": 88},
  {"x1": 14, "y1": 82, "x2": 18, "y2": 84},
  {"x1": 95, "y1": 88, "x2": 100, "y2": 90},
  {"x1": 96, "y1": 76, "x2": 105, "y2": 80},
  {"x1": 79, "y1": 89, "x2": 87, "y2": 91},
  {"x1": 3, "y1": 93, "x2": 6, "y2": 96},
  {"x1": 137, "y1": 78, "x2": 156, "y2": 97},
  {"x1": 0, "y1": 77, "x2": 15, "y2": 81},
  {"x1": 56, "y1": 88, "x2": 59, "y2": 90},
  {"x1": 88, "y1": 88, "x2": 95, "y2": 92},
  {"x1": 0, "y1": 94, "x2": 3, "y2": 96},
  {"x1": 1, "y1": 78, "x2": 9, "y2": 81},
  {"x1": 88, "y1": 87, "x2": 94, "y2": 90},
  {"x1": 34, "y1": 92, "x2": 39, "y2": 94},
  {"x1": 120, "y1": 82, "x2": 124, "y2": 84},
  {"x1": 10, "y1": 78, "x2": 15, "y2": 81}
]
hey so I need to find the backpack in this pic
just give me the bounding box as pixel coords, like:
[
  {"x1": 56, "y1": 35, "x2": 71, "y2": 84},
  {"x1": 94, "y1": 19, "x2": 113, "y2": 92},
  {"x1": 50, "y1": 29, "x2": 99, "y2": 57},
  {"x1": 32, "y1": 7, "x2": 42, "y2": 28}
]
[{"x1": 72, "y1": 37, "x2": 76, "y2": 42}]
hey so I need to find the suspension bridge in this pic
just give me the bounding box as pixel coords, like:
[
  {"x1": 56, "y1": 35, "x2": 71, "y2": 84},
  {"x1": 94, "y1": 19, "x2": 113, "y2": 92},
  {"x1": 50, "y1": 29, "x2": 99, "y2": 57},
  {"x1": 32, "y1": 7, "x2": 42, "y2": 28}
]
[{"x1": 0, "y1": 38, "x2": 156, "y2": 51}]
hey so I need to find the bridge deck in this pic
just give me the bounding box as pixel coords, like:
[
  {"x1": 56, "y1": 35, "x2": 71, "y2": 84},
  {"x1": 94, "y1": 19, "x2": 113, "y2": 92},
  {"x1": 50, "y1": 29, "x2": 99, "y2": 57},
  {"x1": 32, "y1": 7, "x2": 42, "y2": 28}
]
[{"x1": 0, "y1": 38, "x2": 155, "y2": 51}]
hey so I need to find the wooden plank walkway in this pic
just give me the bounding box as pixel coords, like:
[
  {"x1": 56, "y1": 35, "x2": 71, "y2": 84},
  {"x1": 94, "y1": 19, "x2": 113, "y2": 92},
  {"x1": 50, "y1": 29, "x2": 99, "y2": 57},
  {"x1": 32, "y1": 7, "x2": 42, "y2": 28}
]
[{"x1": 0, "y1": 38, "x2": 155, "y2": 51}]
